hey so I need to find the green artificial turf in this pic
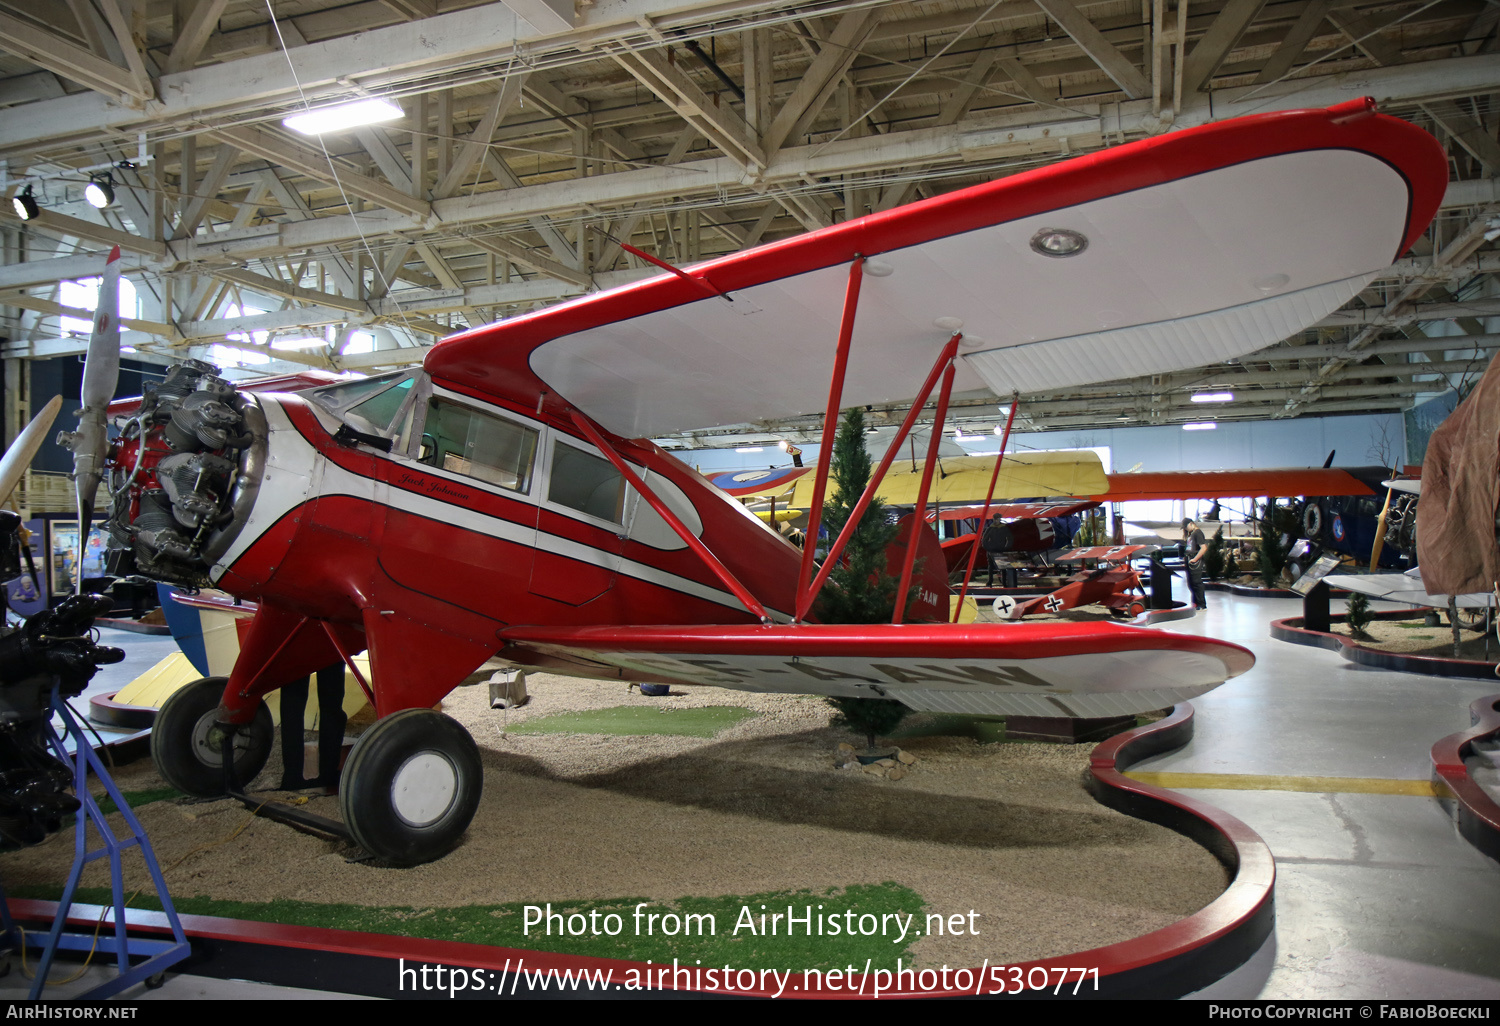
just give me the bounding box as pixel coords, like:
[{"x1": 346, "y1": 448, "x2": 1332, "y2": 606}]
[
  {"x1": 12, "y1": 882, "x2": 929, "y2": 972},
  {"x1": 507, "y1": 704, "x2": 757, "y2": 738},
  {"x1": 95, "y1": 787, "x2": 182, "y2": 817}
]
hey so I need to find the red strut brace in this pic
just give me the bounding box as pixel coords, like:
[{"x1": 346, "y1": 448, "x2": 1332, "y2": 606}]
[
  {"x1": 569, "y1": 411, "x2": 773, "y2": 625},
  {"x1": 893, "y1": 357, "x2": 956, "y2": 624},
  {"x1": 953, "y1": 396, "x2": 1020, "y2": 621},
  {"x1": 795, "y1": 258, "x2": 865, "y2": 622},
  {"x1": 799, "y1": 332, "x2": 963, "y2": 620}
]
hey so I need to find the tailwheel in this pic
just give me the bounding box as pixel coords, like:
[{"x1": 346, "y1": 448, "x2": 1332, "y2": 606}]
[
  {"x1": 1127, "y1": 600, "x2": 1147, "y2": 617},
  {"x1": 1451, "y1": 607, "x2": 1491, "y2": 633},
  {"x1": 151, "y1": 677, "x2": 274, "y2": 797},
  {"x1": 339, "y1": 709, "x2": 482, "y2": 866}
]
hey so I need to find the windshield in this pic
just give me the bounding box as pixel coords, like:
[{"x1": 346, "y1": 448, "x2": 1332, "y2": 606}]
[{"x1": 306, "y1": 371, "x2": 411, "y2": 414}]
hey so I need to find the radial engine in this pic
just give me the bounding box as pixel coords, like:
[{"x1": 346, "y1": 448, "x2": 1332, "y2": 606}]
[{"x1": 100, "y1": 359, "x2": 265, "y2": 586}]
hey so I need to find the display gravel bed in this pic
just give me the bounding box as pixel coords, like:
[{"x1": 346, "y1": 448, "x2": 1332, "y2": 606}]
[{"x1": 1, "y1": 673, "x2": 1230, "y2": 971}]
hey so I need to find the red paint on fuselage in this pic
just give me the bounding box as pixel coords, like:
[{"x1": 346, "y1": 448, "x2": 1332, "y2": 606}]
[{"x1": 211, "y1": 393, "x2": 806, "y2": 719}]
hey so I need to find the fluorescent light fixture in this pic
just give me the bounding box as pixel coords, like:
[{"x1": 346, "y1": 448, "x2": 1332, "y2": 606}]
[
  {"x1": 1182, "y1": 422, "x2": 1217, "y2": 431},
  {"x1": 1191, "y1": 392, "x2": 1234, "y2": 403},
  {"x1": 283, "y1": 98, "x2": 404, "y2": 136},
  {"x1": 735, "y1": 446, "x2": 763, "y2": 453}
]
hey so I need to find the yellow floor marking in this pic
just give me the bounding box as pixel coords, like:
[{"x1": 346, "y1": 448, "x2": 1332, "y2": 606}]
[{"x1": 1123, "y1": 771, "x2": 1439, "y2": 797}]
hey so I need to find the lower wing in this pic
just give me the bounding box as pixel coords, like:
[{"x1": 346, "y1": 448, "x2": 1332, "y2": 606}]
[
  {"x1": 1325, "y1": 570, "x2": 1495, "y2": 610},
  {"x1": 497, "y1": 622, "x2": 1254, "y2": 719}
]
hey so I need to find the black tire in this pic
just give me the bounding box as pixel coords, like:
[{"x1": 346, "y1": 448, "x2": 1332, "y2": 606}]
[
  {"x1": 150, "y1": 677, "x2": 274, "y2": 797},
  {"x1": 339, "y1": 710, "x2": 482, "y2": 866},
  {"x1": 1450, "y1": 607, "x2": 1490, "y2": 632},
  {"x1": 1302, "y1": 503, "x2": 1323, "y2": 541}
]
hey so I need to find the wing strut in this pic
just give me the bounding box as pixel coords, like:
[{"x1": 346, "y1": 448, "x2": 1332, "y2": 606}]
[
  {"x1": 795, "y1": 258, "x2": 865, "y2": 621},
  {"x1": 953, "y1": 394, "x2": 1020, "y2": 620},
  {"x1": 893, "y1": 357, "x2": 956, "y2": 624},
  {"x1": 797, "y1": 331, "x2": 963, "y2": 621},
  {"x1": 588, "y1": 225, "x2": 732, "y2": 302},
  {"x1": 569, "y1": 410, "x2": 773, "y2": 625}
]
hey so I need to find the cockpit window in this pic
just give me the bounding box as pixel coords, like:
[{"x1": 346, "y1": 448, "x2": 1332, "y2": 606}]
[
  {"x1": 548, "y1": 441, "x2": 624, "y2": 523},
  {"x1": 420, "y1": 398, "x2": 538, "y2": 493}
]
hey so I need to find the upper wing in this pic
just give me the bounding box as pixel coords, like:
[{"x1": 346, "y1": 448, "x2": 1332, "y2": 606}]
[
  {"x1": 789, "y1": 451, "x2": 1109, "y2": 509},
  {"x1": 937, "y1": 500, "x2": 1101, "y2": 520},
  {"x1": 425, "y1": 101, "x2": 1445, "y2": 439},
  {"x1": 1097, "y1": 467, "x2": 1380, "y2": 502},
  {"x1": 498, "y1": 621, "x2": 1254, "y2": 719},
  {"x1": 703, "y1": 466, "x2": 812, "y2": 498}
]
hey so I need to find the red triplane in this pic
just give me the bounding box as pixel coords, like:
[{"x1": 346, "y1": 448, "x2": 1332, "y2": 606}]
[
  {"x1": 992, "y1": 546, "x2": 1155, "y2": 621},
  {"x1": 67, "y1": 101, "x2": 1444, "y2": 864}
]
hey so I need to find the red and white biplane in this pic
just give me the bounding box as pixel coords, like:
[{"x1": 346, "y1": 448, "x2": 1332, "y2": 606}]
[{"x1": 67, "y1": 98, "x2": 1444, "y2": 864}]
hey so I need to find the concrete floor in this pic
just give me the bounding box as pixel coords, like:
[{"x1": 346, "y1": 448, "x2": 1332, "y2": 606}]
[
  {"x1": 6, "y1": 595, "x2": 1500, "y2": 1000},
  {"x1": 1162, "y1": 594, "x2": 1500, "y2": 1000}
]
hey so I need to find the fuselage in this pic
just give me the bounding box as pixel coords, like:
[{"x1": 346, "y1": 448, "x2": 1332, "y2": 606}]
[
  {"x1": 216, "y1": 380, "x2": 805, "y2": 635},
  {"x1": 99, "y1": 364, "x2": 810, "y2": 714}
]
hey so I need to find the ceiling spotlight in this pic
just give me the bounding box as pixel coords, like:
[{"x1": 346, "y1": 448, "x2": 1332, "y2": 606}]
[
  {"x1": 1029, "y1": 227, "x2": 1088, "y2": 258},
  {"x1": 283, "y1": 97, "x2": 404, "y2": 136},
  {"x1": 1191, "y1": 392, "x2": 1234, "y2": 403},
  {"x1": 84, "y1": 173, "x2": 115, "y2": 209},
  {"x1": 12, "y1": 185, "x2": 39, "y2": 221}
]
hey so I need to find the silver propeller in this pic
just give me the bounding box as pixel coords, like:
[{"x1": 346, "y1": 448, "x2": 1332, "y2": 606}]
[{"x1": 58, "y1": 246, "x2": 122, "y2": 591}]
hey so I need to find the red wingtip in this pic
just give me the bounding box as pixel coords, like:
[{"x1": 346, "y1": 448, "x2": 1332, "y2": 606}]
[{"x1": 107, "y1": 245, "x2": 120, "y2": 263}]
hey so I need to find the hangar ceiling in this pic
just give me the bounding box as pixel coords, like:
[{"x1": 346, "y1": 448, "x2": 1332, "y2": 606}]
[{"x1": 1, "y1": 0, "x2": 1498, "y2": 448}]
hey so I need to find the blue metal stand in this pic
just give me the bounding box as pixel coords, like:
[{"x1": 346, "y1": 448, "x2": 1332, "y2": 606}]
[{"x1": 11, "y1": 691, "x2": 191, "y2": 998}]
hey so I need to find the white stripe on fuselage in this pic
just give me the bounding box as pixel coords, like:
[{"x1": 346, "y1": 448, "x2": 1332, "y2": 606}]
[{"x1": 214, "y1": 398, "x2": 784, "y2": 619}]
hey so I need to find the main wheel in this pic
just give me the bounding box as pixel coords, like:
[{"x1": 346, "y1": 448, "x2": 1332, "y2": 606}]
[
  {"x1": 339, "y1": 709, "x2": 482, "y2": 866},
  {"x1": 151, "y1": 677, "x2": 274, "y2": 797}
]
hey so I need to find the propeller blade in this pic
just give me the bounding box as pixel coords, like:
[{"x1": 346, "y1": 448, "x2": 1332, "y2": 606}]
[
  {"x1": 72, "y1": 245, "x2": 123, "y2": 591},
  {"x1": 81, "y1": 245, "x2": 122, "y2": 413},
  {"x1": 0, "y1": 395, "x2": 63, "y2": 505}
]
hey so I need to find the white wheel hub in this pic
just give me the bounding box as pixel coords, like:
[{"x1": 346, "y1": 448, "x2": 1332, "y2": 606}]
[
  {"x1": 189, "y1": 710, "x2": 244, "y2": 768},
  {"x1": 391, "y1": 751, "x2": 457, "y2": 827}
]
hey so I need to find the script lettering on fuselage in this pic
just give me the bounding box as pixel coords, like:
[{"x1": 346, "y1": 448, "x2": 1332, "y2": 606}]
[{"x1": 396, "y1": 470, "x2": 475, "y2": 505}]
